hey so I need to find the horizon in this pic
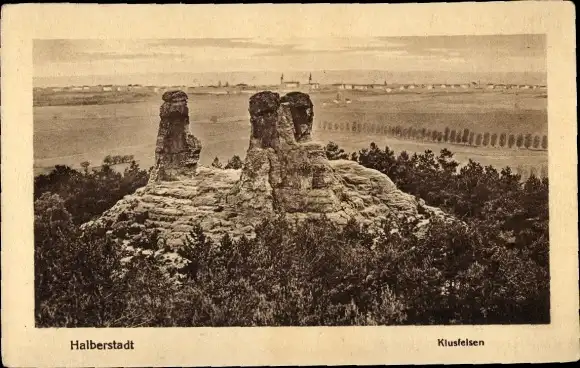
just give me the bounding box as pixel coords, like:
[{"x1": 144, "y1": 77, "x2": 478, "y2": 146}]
[
  {"x1": 33, "y1": 70, "x2": 547, "y2": 88},
  {"x1": 33, "y1": 35, "x2": 546, "y2": 87}
]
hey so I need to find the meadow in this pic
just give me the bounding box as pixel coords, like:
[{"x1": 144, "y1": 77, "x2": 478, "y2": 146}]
[{"x1": 33, "y1": 89, "x2": 547, "y2": 177}]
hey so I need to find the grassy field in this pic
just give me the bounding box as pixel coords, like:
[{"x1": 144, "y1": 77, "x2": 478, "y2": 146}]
[{"x1": 34, "y1": 89, "x2": 547, "y2": 177}]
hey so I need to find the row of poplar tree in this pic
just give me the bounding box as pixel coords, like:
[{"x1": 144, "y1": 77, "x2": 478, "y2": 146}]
[{"x1": 319, "y1": 121, "x2": 548, "y2": 150}]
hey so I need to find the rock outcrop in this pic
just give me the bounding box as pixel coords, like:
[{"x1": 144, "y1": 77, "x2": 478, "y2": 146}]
[
  {"x1": 227, "y1": 91, "x2": 344, "y2": 218},
  {"x1": 149, "y1": 91, "x2": 202, "y2": 183},
  {"x1": 84, "y1": 90, "x2": 454, "y2": 273}
]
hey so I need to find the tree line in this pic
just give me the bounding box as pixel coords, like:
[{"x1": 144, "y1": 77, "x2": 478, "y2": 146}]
[
  {"x1": 320, "y1": 121, "x2": 548, "y2": 151},
  {"x1": 99, "y1": 154, "x2": 136, "y2": 166}
]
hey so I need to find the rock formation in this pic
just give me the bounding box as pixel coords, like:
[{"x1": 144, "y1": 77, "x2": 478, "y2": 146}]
[
  {"x1": 149, "y1": 91, "x2": 202, "y2": 183},
  {"x1": 228, "y1": 91, "x2": 346, "y2": 220},
  {"x1": 84, "y1": 90, "x2": 454, "y2": 274}
]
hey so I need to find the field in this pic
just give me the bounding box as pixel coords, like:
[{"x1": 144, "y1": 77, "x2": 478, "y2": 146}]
[{"x1": 34, "y1": 89, "x2": 547, "y2": 177}]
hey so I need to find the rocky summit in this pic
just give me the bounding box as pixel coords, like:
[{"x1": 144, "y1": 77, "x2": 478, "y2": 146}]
[{"x1": 84, "y1": 90, "x2": 451, "y2": 268}]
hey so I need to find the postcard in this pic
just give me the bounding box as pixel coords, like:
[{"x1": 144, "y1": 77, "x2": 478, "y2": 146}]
[{"x1": 1, "y1": 2, "x2": 578, "y2": 366}]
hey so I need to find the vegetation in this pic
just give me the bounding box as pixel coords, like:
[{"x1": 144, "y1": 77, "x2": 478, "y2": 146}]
[
  {"x1": 34, "y1": 144, "x2": 549, "y2": 327},
  {"x1": 224, "y1": 155, "x2": 244, "y2": 170},
  {"x1": 321, "y1": 121, "x2": 548, "y2": 151},
  {"x1": 211, "y1": 157, "x2": 223, "y2": 169},
  {"x1": 34, "y1": 158, "x2": 149, "y2": 224},
  {"x1": 325, "y1": 141, "x2": 349, "y2": 160}
]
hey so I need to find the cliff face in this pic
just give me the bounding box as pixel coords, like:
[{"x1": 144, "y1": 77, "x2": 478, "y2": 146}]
[{"x1": 84, "y1": 90, "x2": 452, "y2": 267}]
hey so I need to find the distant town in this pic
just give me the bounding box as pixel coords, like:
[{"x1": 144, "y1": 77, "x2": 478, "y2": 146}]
[{"x1": 34, "y1": 73, "x2": 547, "y2": 95}]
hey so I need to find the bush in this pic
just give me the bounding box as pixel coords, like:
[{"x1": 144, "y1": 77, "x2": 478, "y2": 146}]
[
  {"x1": 224, "y1": 155, "x2": 244, "y2": 170},
  {"x1": 34, "y1": 158, "x2": 149, "y2": 225},
  {"x1": 325, "y1": 141, "x2": 349, "y2": 160}
]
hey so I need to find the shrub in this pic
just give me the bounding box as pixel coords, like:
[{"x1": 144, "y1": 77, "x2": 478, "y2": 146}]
[
  {"x1": 224, "y1": 155, "x2": 244, "y2": 170},
  {"x1": 211, "y1": 157, "x2": 223, "y2": 169},
  {"x1": 34, "y1": 159, "x2": 149, "y2": 225},
  {"x1": 325, "y1": 141, "x2": 349, "y2": 160}
]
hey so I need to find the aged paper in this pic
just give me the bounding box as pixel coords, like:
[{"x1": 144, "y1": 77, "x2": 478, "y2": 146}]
[{"x1": 2, "y1": 3, "x2": 578, "y2": 366}]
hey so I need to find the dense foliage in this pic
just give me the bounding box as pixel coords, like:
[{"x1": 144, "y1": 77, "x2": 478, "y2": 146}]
[
  {"x1": 352, "y1": 142, "x2": 549, "y2": 269},
  {"x1": 34, "y1": 160, "x2": 149, "y2": 224},
  {"x1": 34, "y1": 144, "x2": 549, "y2": 327}
]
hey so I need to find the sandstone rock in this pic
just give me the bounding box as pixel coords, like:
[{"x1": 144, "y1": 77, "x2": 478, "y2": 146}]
[
  {"x1": 229, "y1": 91, "x2": 343, "y2": 215},
  {"x1": 280, "y1": 91, "x2": 314, "y2": 142},
  {"x1": 149, "y1": 90, "x2": 202, "y2": 183},
  {"x1": 86, "y1": 90, "x2": 457, "y2": 277}
]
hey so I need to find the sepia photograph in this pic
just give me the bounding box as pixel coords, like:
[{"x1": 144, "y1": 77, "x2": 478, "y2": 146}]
[
  {"x1": 2, "y1": 3, "x2": 578, "y2": 367},
  {"x1": 32, "y1": 35, "x2": 551, "y2": 328}
]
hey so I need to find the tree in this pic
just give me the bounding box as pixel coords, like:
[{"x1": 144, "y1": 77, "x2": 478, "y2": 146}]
[
  {"x1": 462, "y1": 129, "x2": 470, "y2": 144},
  {"x1": 224, "y1": 155, "x2": 244, "y2": 169},
  {"x1": 490, "y1": 133, "x2": 498, "y2": 147},
  {"x1": 431, "y1": 130, "x2": 438, "y2": 141},
  {"x1": 103, "y1": 155, "x2": 113, "y2": 165},
  {"x1": 499, "y1": 133, "x2": 507, "y2": 147},
  {"x1": 533, "y1": 135, "x2": 541, "y2": 149},
  {"x1": 80, "y1": 161, "x2": 90, "y2": 174},
  {"x1": 524, "y1": 133, "x2": 533, "y2": 149},
  {"x1": 325, "y1": 142, "x2": 349, "y2": 160},
  {"x1": 508, "y1": 134, "x2": 516, "y2": 148},
  {"x1": 541, "y1": 135, "x2": 548, "y2": 150},
  {"x1": 483, "y1": 132, "x2": 490, "y2": 146},
  {"x1": 211, "y1": 157, "x2": 223, "y2": 169},
  {"x1": 450, "y1": 130, "x2": 456, "y2": 143},
  {"x1": 468, "y1": 132, "x2": 475, "y2": 146},
  {"x1": 34, "y1": 192, "x2": 74, "y2": 240},
  {"x1": 444, "y1": 127, "x2": 450, "y2": 142},
  {"x1": 516, "y1": 134, "x2": 524, "y2": 148},
  {"x1": 476, "y1": 133, "x2": 483, "y2": 146}
]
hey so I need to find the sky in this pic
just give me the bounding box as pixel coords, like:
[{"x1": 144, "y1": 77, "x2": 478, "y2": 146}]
[{"x1": 33, "y1": 35, "x2": 546, "y2": 86}]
